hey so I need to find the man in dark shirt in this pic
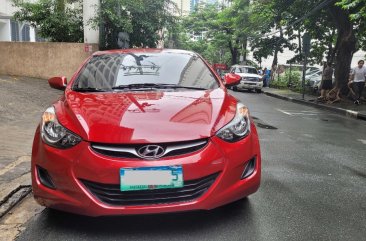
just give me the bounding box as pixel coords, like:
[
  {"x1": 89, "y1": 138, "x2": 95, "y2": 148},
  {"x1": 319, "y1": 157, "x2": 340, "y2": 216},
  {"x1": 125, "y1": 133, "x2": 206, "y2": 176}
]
[{"x1": 318, "y1": 62, "x2": 333, "y2": 101}]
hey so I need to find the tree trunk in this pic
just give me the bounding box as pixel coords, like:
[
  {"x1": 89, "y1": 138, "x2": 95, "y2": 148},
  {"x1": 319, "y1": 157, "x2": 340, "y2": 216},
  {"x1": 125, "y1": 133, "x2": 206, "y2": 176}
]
[
  {"x1": 228, "y1": 40, "x2": 239, "y2": 65},
  {"x1": 326, "y1": 28, "x2": 336, "y2": 63},
  {"x1": 329, "y1": 5, "x2": 356, "y2": 92},
  {"x1": 242, "y1": 37, "x2": 248, "y2": 62},
  {"x1": 271, "y1": 26, "x2": 283, "y2": 80},
  {"x1": 298, "y1": 30, "x2": 302, "y2": 56}
]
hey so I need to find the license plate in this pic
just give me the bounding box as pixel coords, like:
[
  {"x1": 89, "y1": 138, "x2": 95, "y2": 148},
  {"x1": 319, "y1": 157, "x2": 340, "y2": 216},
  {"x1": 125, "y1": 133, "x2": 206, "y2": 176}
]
[{"x1": 120, "y1": 166, "x2": 183, "y2": 191}]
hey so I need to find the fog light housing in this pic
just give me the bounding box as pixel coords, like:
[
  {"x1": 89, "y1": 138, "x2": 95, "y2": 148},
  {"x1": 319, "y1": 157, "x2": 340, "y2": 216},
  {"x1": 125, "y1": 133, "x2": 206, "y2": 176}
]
[
  {"x1": 37, "y1": 166, "x2": 56, "y2": 189},
  {"x1": 241, "y1": 156, "x2": 256, "y2": 179}
]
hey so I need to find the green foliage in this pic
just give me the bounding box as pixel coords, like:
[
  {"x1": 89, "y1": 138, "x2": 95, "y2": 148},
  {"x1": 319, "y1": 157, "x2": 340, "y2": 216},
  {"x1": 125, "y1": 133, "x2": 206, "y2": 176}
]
[
  {"x1": 177, "y1": 0, "x2": 252, "y2": 65},
  {"x1": 337, "y1": 0, "x2": 366, "y2": 21},
  {"x1": 12, "y1": 0, "x2": 83, "y2": 42},
  {"x1": 92, "y1": 0, "x2": 177, "y2": 50},
  {"x1": 271, "y1": 70, "x2": 301, "y2": 91},
  {"x1": 248, "y1": 0, "x2": 366, "y2": 91},
  {"x1": 336, "y1": 0, "x2": 366, "y2": 50},
  {"x1": 250, "y1": 0, "x2": 296, "y2": 68}
]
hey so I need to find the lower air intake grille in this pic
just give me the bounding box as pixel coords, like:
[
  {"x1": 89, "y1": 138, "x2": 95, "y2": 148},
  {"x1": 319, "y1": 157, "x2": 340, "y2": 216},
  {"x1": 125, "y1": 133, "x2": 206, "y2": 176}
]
[{"x1": 80, "y1": 172, "x2": 219, "y2": 206}]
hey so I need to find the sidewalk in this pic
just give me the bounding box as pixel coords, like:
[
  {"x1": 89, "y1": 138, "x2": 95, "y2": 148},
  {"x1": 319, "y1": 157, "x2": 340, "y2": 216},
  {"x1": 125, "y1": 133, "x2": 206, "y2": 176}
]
[
  {"x1": 262, "y1": 87, "x2": 366, "y2": 121},
  {"x1": 0, "y1": 76, "x2": 60, "y2": 220}
]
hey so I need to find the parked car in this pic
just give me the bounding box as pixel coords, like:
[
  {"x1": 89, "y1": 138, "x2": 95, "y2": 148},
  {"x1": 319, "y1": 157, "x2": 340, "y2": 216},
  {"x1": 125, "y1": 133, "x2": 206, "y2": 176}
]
[
  {"x1": 306, "y1": 69, "x2": 335, "y2": 93},
  {"x1": 306, "y1": 72, "x2": 322, "y2": 92},
  {"x1": 227, "y1": 65, "x2": 263, "y2": 93},
  {"x1": 32, "y1": 49, "x2": 261, "y2": 216}
]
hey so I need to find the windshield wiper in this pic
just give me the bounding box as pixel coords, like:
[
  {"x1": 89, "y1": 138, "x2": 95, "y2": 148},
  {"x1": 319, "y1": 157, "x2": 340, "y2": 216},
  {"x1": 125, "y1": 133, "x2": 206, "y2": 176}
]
[
  {"x1": 112, "y1": 83, "x2": 207, "y2": 90},
  {"x1": 72, "y1": 87, "x2": 107, "y2": 92},
  {"x1": 112, "y1": 83, "x2": 162, "y2": 89}
]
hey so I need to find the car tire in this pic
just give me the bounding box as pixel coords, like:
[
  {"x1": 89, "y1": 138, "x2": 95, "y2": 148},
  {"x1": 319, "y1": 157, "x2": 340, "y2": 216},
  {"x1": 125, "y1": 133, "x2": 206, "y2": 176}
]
[
  {"x1": 232, "y1": 86, "x2": 238, "y2": 91},
  {"x1": 256, "y1": 89, "x2": 262, "y2": 93}
]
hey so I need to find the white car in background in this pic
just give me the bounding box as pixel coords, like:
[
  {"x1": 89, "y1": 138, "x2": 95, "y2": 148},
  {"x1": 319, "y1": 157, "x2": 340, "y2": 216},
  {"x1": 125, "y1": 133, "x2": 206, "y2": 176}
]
[{"x1": 228, "y1": 65, "x2": 263, "y2": 93}]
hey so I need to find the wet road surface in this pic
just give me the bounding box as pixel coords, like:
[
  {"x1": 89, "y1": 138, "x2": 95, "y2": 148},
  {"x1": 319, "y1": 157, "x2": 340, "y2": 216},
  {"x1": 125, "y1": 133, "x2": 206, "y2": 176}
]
[{"x1": 12, "y1": 89, "x2": 366, "y2": 241}]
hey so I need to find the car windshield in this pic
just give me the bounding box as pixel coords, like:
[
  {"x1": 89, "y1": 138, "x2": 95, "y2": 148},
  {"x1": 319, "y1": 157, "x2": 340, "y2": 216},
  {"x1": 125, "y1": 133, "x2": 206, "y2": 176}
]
[
  {"x1": 73, "y1": 52, "x2": 219, "y2": 91},
  {"x1": 234, "y1": 67, "x2": 258, "y2": 74}
]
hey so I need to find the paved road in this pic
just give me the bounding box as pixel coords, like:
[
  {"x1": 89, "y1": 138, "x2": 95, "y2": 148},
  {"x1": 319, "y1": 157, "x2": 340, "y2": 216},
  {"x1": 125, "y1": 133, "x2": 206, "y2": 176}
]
[
  {"x1": 0, "y1": 76, "x2": 60, "y2": 182},
  {"x1": 0, "y1": 76, "x2": 61, "y2": 240},
  {"x1": 11, "y1": 89, "x2": 366, "y2": 241}
]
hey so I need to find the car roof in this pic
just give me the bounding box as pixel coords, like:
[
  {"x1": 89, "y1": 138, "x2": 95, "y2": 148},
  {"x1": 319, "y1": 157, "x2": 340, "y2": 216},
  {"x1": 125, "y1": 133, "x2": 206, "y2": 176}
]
[
  {"x1": 231, "y1": 65, "x2": 257, "y2": 68},
  {"x1": 92, "y1": 48, "x2": 197, "y2": 56}
]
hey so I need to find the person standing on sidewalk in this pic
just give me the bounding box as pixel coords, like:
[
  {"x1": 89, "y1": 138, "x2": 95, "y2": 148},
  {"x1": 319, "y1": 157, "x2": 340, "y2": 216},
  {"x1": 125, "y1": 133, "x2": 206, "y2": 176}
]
[
  {"x1": 349, "y1": 60, "x2": 366, "y2": 105},
  {"x1": 262, "y1": 67, "x2": 268, "y2": 87},
  {"x1": 318, "y1": 62, "x2": 333, "y2": 101}
]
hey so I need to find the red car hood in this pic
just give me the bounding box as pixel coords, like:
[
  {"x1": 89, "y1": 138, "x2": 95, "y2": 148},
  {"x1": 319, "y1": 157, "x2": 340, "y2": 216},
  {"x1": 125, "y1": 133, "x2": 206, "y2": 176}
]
[{"x1": 56, "y1": 88, "x2": 236, "y2": 144}]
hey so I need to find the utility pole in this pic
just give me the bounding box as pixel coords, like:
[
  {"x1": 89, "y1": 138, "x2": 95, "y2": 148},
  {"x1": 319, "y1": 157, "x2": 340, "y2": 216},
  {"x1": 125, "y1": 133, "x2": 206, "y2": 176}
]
[{"x1": 302, "y1": 33, "x2": 311, "y2": 100}]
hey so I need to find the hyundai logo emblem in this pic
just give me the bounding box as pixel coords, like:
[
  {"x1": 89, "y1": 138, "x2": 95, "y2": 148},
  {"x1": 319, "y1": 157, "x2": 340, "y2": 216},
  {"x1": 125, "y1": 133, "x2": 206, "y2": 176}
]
[{"x1": 137, "y1": 145, "x2": 165, "y2": 159}]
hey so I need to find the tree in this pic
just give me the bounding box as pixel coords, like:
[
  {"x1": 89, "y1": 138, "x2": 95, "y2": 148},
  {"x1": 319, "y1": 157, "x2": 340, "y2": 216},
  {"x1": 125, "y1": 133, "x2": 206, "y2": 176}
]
[
  {"x1": 250, "y1": 0, "x2": 295, "y2": 80},
  {"x1": 328, "y1": 4, "x2": 356, "y2": 91},
  {"x1": 13, "y1": 0, "x2": 83, "y2": 42},
  {"x1": 91, "y1": 0, "x2": 177, "y2": 50},
  {"x1": 337, "y1": 0, "x2": 366, "y2": 50},
  {"x1": 180, "y1": 4, "x2": 229, "y2": 63},
  {"x1": 289, "y1": 0, "x2": 358, "y2": 91},
  {"x1": 249, "y1": 0, "x2": 366, "y2": 92},
  {"x1": 179, "y1": 1, "x2": 252, "y2": 65},
  {"x1": 335, "y1": 0, "x2": 366, "y2": 92}
]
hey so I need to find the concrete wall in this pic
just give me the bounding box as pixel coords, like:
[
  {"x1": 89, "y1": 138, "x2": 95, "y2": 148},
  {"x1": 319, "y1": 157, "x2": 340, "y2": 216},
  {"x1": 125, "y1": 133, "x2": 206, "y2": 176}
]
[{"x1": 0, "y1": 42, "x2": 98, "y2": 80}]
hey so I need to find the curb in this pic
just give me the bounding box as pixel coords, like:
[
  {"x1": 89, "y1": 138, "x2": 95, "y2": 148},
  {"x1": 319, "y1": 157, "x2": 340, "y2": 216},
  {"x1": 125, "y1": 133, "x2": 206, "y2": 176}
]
[
  {"x1": 263, "y1": 91, "x2": 366, "y2": 121},
  {"x1": 0, "y1": 185, "x2": 32, "y2": 219}
]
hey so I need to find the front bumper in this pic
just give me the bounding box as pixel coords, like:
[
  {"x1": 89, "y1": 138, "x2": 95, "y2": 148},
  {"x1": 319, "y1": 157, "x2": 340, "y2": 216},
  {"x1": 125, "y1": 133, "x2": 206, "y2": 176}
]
[
  {"x1": 236, "y1": 81, "x2": 263, "y2": 90},
  {"x1": 31, "y1": 124, "x2": 261, "y2": 217}
]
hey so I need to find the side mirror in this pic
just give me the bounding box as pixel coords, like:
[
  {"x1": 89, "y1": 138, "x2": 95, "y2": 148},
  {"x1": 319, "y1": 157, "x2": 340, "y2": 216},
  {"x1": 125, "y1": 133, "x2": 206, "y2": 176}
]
[
  {"x1": 48, "y1": 76, "x2": 67, "y2": 90},
  {"x1": 224, "y1": 73, "x2": 241, "y2": 87}
]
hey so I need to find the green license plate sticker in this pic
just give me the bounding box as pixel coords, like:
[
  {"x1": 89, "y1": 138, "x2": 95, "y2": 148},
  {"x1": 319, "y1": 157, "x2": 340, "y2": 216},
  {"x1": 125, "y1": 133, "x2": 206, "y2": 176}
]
[{"x1": 120, "y1": 166, "x2": 183, "y2": 191}]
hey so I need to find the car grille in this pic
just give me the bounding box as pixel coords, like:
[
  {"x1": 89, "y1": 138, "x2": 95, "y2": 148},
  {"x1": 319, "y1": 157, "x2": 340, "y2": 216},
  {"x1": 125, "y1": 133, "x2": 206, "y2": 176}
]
[
  {"x1": 80, "y1": 172, "x2": 219, "y2": 206},
  {"x1": 243, "y1": 77, "x2": 258, "y2": 82},
  {"x1": 91, "y1": 139, "x2": 208, "y2": 159}
]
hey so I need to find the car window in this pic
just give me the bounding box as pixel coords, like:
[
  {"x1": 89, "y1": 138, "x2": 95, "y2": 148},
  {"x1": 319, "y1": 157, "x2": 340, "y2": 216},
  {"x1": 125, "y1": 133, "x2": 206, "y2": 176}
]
[
  {"x1": 246, "y1": 68, "x2": 258, "y2": 74},
  {"x1": 234, "y1": 67, "x2": 258, "y2": 74},
  {"x1": 74, "y1": 52, "x2": 219, "y2": 90}
]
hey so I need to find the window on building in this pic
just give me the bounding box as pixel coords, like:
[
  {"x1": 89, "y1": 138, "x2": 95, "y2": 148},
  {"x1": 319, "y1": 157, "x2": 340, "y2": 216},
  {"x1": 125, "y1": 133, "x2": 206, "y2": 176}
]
[
  {"x1": 11, "y1": 20, "x2": 19, "y2": 41},
  {"x1": 22, "y1": 24, "x2": 30, "y2": 42}
]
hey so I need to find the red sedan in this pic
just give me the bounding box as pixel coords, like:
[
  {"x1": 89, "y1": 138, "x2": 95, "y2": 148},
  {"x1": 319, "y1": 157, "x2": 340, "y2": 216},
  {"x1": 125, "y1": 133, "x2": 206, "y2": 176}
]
[{"x1": 31, "y1": 49, "x2": 261, "y2": 216}]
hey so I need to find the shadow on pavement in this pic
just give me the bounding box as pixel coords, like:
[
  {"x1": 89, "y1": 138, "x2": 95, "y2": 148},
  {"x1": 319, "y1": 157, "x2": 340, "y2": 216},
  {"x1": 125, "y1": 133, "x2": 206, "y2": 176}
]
[{"x1": 21, "y1": 198, "x2": 259, "y2": 240}]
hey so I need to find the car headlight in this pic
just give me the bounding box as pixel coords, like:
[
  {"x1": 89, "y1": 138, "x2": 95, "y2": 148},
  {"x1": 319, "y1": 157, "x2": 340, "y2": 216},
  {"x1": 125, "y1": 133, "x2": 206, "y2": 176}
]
[
  {"x1": 216, "y1": 103, "x2": 251, "y2": 142},
  {"x1": 41, "y1": 107, "x2": 82, "y2": 148}
]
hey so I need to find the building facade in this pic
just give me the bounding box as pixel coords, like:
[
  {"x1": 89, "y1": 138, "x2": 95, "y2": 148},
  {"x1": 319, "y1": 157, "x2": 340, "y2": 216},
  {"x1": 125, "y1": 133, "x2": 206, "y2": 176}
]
[{"x1": 0, "y1": 0, "x2": 36, "y2": 42}]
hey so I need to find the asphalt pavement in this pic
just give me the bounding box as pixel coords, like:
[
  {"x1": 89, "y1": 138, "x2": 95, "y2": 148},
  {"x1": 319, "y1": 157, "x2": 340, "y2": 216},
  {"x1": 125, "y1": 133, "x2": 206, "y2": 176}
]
[
  {"x1": 13, "y1": 87, "x2": 366, "y2": 241},
  {"x1": 0, "y1": 75, "x2": 61, "y2": 239}
]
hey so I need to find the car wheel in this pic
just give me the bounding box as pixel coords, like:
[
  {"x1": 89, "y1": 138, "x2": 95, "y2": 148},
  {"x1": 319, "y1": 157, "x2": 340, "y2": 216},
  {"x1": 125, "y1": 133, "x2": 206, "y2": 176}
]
[{"x1": 256, "y1": 89, "x2": 262, "y2": 93}]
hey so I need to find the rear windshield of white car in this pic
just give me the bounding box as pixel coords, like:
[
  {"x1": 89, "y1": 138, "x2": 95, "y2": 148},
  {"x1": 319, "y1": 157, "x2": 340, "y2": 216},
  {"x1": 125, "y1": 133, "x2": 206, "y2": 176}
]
[
  {"x1": 233, "y1": 67, "x2": 258, "y2": 74},
  {"x1": 73, "y1": 52, "x2": 219, "y2": 90}
]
